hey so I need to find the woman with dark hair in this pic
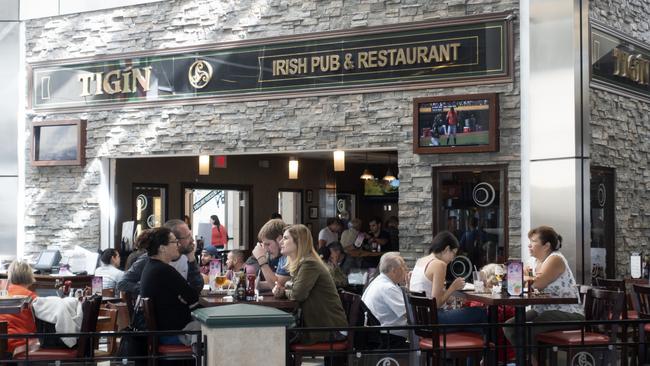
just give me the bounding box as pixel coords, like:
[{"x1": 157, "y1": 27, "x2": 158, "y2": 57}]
[
  {"x1": 503, "y1": 226, "x2": 583, "y2": 365},
  {"x1": 210, "y1": 214, "x2": 228, "y2": 250},
  {"x1": 139, "y1": 228, "x2": 200, "y2": 345},
  {"x1": 409, "y1": 231, "x2": 486, "y2": 331},
  {"x1": 94, "y1": 248, "x2": 124, "y2": 291}
]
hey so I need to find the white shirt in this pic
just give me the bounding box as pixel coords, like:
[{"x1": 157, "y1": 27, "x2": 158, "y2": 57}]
[
  {"x1": 170, "y1": 254, "x2": 189, "y2": 279},
  {"x1": 409, "y1": 258, "x2": 434, "y2": 298},
  {"x1": 318, "y1": 227, "x2": 339, "y2": 245},
  {"x1": 94, "y1": 264, "x2": 124, "y2": 290},
  {"x1": 361, "y1": 273, "x2": 407, "y2": 337}
]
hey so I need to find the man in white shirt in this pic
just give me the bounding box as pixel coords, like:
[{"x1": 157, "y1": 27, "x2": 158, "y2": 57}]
[
  {"x1": 361, "y1": 252, "x2": 409, "y2": 346},
  {"x1": 318, "y1": 218, "x2": 342, "y2": 249},
  {"x1": 94, "y1": 249, "x2": 124, "y2": 291}
]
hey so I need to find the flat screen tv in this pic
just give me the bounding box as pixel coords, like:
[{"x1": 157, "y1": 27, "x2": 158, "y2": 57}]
[
  {"x1": 364, "y1": 178, "x2": 399, "y2": 197},
  {"x1": 413, "y1": 93, "x2": 498, "y2": 154}
]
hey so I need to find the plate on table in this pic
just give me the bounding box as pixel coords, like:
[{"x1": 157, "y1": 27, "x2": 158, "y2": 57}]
[{"x1": 461, "y1": 283, "x2": 475, "y2": 291}]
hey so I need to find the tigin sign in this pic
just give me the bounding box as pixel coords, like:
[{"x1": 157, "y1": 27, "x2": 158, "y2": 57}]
[{"x1": 29, "y1": 13, "x2": 512, "y2": 111}]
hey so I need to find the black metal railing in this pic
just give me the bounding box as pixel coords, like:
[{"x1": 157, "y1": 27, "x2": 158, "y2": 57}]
[
  {"x1": 0, "y1": 329, "x2": 203, "y2": 365},
  {"x1": 287, "y1": 318, "x2": 650, "y2": 366}
]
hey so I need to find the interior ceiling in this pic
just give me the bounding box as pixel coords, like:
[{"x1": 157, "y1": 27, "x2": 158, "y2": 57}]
[{"x1": 267, "y1": 150, "x2": 397, "y2": 164}]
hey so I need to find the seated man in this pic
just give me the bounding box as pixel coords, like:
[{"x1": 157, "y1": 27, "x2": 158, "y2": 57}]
[
  {"x1": 361, "y1": 252, "x2": 409, "y2": 348},
  {"x1": 225, "y1": 249, "x2": 247, "y2": 280},
  {"x1": 199, "y1": 245, "x2": 220, "y2": 284},
  {"x1": 118, "y1": 219, "x2": 203, "y2": 295},
  {"x1": 249, "y1": 219, "x2": 291, "y2": 290},
  {"x1": 94, "y1": 248, "x2": 124, "y2": 291}
]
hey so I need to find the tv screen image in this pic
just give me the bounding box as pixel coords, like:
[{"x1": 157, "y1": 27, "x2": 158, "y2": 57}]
[
  {"x1": 413, "y1": 93, "x2": 498, "y2": 154},
  {"x1": 364, "y1": 179, "x2": 399, "y2": 196}
]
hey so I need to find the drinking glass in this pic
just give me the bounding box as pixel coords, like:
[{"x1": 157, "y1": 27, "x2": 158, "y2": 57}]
[
  {"x1": 472, "y1": 271, "x2": 485, "y2": 293},
  {"x1": 215, "y1": 275, "x2": 227, "y2": 290}
]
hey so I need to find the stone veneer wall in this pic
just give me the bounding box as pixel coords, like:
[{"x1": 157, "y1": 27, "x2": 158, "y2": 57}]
[
  {"x1": 589, "y1": 1, "x2": 650, "y2": 276},
  {"x1": 23, "y1": 0, "x2": 521, "y2": 264}
]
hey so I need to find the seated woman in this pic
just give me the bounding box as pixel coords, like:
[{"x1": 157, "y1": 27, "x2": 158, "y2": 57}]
[
  {"x1": 503, "y1": 226, "x2": 584, "y2": 366},
  {"x1": 0, "y1": 261, "x2": 39, "y2": 354},
  {"x1": 139, "y1": 227, "x2": 200, "y2": 345},
  {"x1": 409, "y1": 231, "x2": 487, "y2": 333},
  {"x1": 322, "y1": 241, "x2": 355, "y2": 287},
  {"x1": 94, "y1": 248, "x2": 124, "y2": 292},
  {"x1": 272, "y1": 224, "x2": 348, "y2": 344}
]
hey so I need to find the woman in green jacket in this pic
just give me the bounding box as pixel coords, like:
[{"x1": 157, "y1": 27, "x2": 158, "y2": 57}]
[{"x1": 273, "y1": 224, "x2": 348, "y2": 344}]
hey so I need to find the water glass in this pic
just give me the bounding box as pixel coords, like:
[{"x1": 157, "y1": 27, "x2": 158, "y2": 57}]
[{"x1": 472, "y1": 271, "x2": 485, "y2": 293}]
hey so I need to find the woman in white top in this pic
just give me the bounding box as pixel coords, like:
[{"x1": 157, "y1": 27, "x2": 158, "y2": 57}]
[
  {"x1": 94, "y1": 248, "x2": 124, "y2": 292},
  {"x1": 503, "y1": 226, "x2": 584, "y2": 366},
  {"x1": 409, "y1": 231, "x2": 486, "y2": 333}
]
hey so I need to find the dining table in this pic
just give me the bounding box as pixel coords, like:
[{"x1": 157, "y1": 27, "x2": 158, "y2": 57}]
[
  {"x1": 346, "y1": 248, "x2": 383, "y2": 258},
  {"x1": 199, "y1": 294, "x2": 297, "y2": 311},
  {"x1": 455, "y1": 290, "x2": 580, "y2": 366}
]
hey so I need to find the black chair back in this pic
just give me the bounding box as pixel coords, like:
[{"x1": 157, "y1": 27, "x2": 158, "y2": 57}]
[
  {"x1": 584, "y1": 288, "x2": 624, "y2": 337},
  {"x1": 633, "y1": 284, "x2": 650, "y2": 317},
  {"x1": 405, "y1": 292, "x2": 439, "y2": 341},
  {"x1": 338, "y1": 290, "x2": 361, "y2": 348},
  {"x1": 77, "y1": 295, "x2": 102, "y2": 357},
  {"x1": 595, "y1": 278, "x2": 630, "y2": 318}
]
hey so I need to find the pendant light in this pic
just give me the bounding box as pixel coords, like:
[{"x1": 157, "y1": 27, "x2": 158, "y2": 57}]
[
  {"x1": 333, "y1": 150, "x2": 345, "y2": 172},
  {"x1": 383, "y1": 153, "x2": 396, "y2": 182},
  {"x1": 360, "y1": 152, "x2": 374, "y2": 180}
]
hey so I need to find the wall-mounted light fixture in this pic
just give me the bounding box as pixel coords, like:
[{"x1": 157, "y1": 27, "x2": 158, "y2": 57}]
[
  {"x1": 383, "y1": 154, "x2": 396, "y2": 182},
  {"x1": 199, "y1": 155, "x2": 210, "y2": 175},
  {"x1": 289, "y1": 159, "x2": 299, "y2": 179},
  {"x1": 333, "y1": 150, "x2": 345, "y2": 172}
]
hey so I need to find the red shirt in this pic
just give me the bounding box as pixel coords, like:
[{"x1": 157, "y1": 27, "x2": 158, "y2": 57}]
[
  {"x1": 211, "y1": 225, "x2": 228, "y2": 247},
  {"x1": 446, "y1": 109, "x2": 458, "y2": 125},
  {"x1": 0, "y1": 284, "x2": 38, "y2": 353}
]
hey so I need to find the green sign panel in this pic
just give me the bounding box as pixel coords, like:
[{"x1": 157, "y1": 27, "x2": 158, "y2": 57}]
[{"x1": 31, "y1": 17, "x2": 511, "y2": 110}]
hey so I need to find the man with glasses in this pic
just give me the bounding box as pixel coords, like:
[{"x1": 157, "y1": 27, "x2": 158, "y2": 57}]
[{"x1": 118, "y1": 219, "x2": 204, "y2": 294}]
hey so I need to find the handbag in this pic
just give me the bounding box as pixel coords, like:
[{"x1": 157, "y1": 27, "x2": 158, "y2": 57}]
[{"x1": 116, "y1": 296, "x2": 148, "y2": 365}]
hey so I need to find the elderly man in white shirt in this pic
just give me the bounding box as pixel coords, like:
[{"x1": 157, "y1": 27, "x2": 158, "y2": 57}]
[
  {"x1": 361, "y1": 252, "x2": 409, "y2": 347},
  {"x1": 94, "y1": 248, "x2": 124, "y2": 292}
]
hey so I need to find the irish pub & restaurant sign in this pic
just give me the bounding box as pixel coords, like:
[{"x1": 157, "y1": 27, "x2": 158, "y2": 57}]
[{"x1": 29, "y1": 13, "x2": 512, "y2": 111}]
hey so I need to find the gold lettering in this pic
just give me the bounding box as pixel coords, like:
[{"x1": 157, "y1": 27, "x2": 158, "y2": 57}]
[
  {"x1": 439, "y1": 44, "x2": 451, "y2": 62},
  {"x1": 103, "y1": 70, "x2": 122, "y2": 94},
  {"x1": 387, "y1": 49, "x2": 398, "y2": 65},
  {"x1": 311, "y1": 56, "x2": 320, "y2": 72},
  {"x1": 366, "y1": 50, "x2": 378, "y2": 68},
  {"x1": 377, "y1": 50, "x2": 388, "y2": 67},
  {"x1": 94, "y1": 72, "x2": 104, "y2": 95},
  {"x1": 132, "y1": 66, "x2": 152, "y2": 92},
  {"x1": 122, "y1": 69, "x2": 132, "y2": 93},
  {"x1": 395, "y1": 48, "x2": 406, "y2": 65},
  {"x1": 358, "y1": 52, "x2": 369, "y2": 69},
  {"x1": 79, "y1": 74, "x2": 93, "y2": 97},
  {"x1": 417, "y1": 47, "x2": 429, "y2": 64},
  {"x1": 273, "y1": 60, "x2": 287, "y2": 76},
  {"x1": 449, "y1": 43, "x2": 461, "y2": 61},
  {"x1": 428, "y1": 46, "x2": 440, "y2": 62},
  {"x1": 406, "y1": 47, "x2": 416, "y2": 65},
  {"x1": 330, "y1": 55, "x2": 340, "y2": 71}
]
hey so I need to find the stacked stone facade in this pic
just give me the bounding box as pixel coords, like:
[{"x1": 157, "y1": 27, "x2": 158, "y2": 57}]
[
  {"x1": 589, "y1": 0, "x2": 650, "y2": 276},
  {"x1": 23, "y1": 0, "x2": 520, "y2": 263}
]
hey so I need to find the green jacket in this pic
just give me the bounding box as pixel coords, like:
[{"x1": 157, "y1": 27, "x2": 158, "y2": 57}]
[{"x1": 286, "y1": 257, "x2": 348, "y2": 344}]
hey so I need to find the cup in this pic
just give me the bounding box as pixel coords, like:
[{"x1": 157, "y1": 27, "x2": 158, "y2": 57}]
[{"x1": 472, "y1": 271, "x2": 484, "y2": 293}]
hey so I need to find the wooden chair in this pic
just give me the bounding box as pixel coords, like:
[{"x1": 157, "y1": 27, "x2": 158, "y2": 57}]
[
  {"x1": 0, "y1": 321, "x2": 7, "y2": 360},
  {"x1": 405, "y1": 293, "x2": 485, "y2": 366},
  {"x1": 94, "y1": 307, "x2": 119, "y2": 356},
  {"x1": 632, "y1": 284, "x2": 650, "y2": 363},
  {"x1": 537, "y1": 288, "x2": 625, "y2": 365},
  {"x1": 13, "y1": 295, "x2": 102, "y2": 362},
  {"x1": 141, "y1": 297, "x2": 195, "y2": 366},
  {"x1": 290, "y1": 290, "x2": 361, "y2": 366},
  {"x1": 595, "y1": 278, "x2": 636, "y2": 365}
]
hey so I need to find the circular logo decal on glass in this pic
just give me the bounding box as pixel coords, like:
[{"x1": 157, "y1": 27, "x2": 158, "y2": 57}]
[
  {"x1": 337, "y1": 199, "x2": 346, "y2": 212},
  {"x1": 375, "y1": 357, "x2": 400, "y2": 366},
  {"x1": 147, "y1": 215, "x2": 159, "y2": 228},
  {"x1": 450, "y1": 255, "x2": 472, "y2": 280},
  {"x1": 571, "y1": 351, "x2": 595, "y2": 366},
  {"x1": 597, "y1": 183, "x2": 606, "y2": 208},
  {"x1": 472, "y1": 182, "x2": 496, "y2": 207},
  {"x1": 188, "y1": 60, "x2": 213, "y2": 89},
  {"x1": 136, "y1": 194, "x2": 148, "y2": 211}
]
